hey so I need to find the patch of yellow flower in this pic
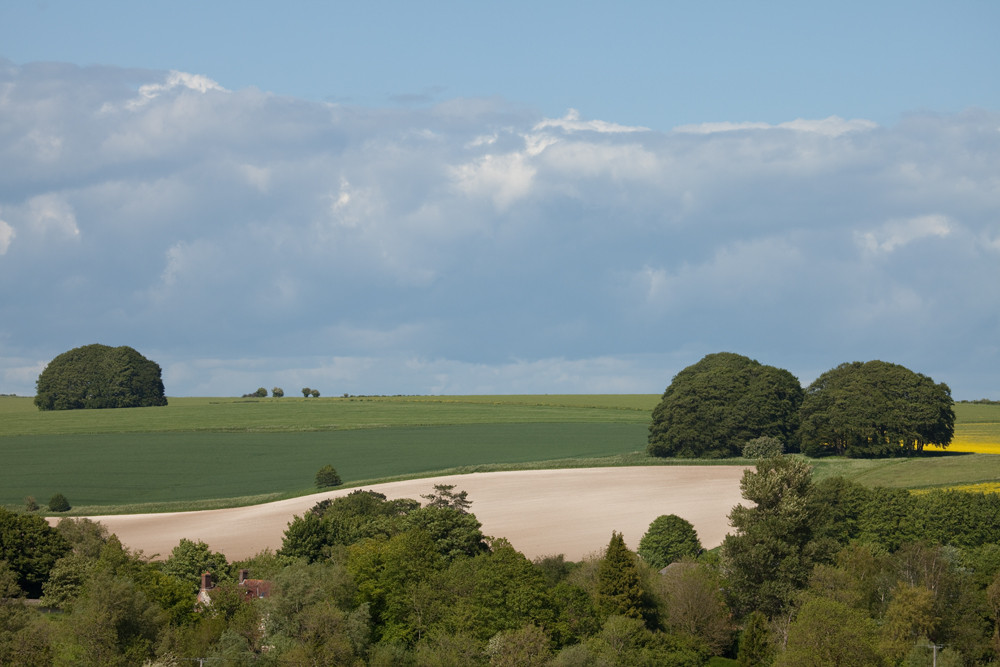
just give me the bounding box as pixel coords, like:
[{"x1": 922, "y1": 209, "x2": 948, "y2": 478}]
[
  {"x1": 925, "y1": 439, "x2": 1000, "y2": 455},
  {"x1": 918, "y1": 482, "x2": 1000, "y2": 495}
]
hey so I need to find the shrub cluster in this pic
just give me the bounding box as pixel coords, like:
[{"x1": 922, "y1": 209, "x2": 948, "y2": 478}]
[{"x1": 742, "y1": 436, "x2": 784, "y2": 459}]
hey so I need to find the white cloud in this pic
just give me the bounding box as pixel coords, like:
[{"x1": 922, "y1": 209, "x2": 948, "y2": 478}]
[
  {"x1": 855, "y1": 214, "x2": 953, "y2": 254},
  {"x1": 124, "y1": 70, "x2": 227, "y2": 110},
  {"x1": 26, "y1": 194, "x2": 80, "y2": 239},
  {"x1": 534, "y1": 109, "x2": 649, "y2": 134},
  {"x1": 540, "y1": 141, "x2": 659, "y2": 182},
  {"x1": 674, "y1": 115, "x2": 877, "y2": 137},
  {"x1": 0, "y1": 218, "x2": 14, "y2": 254},
  {"x1": 450, "y1": 151, "x2": 537, "y2": 209},
  {"x1": 158, "y1": 240, "x2": 217, "y2": 290},
  {"x1": 1, "y1": 63, "x2": 999, "y2": 399}
]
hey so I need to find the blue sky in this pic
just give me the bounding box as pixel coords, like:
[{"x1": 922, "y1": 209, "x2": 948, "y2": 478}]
[{"x1": 1, "y1": 1, "x2": 998, "y2": 398}]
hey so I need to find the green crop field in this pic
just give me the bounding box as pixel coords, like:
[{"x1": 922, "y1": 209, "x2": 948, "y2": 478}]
[
  {"x1": 1, "y1": 395, "x2": 998, "y2": 514},
  {"x1": 0, "y1": 394, "x2": 658, "y2": 436}
]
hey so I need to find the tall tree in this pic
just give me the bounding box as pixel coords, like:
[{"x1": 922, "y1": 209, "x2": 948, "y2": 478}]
[
  {"x1": 721, "y1": 456, "x2": 816, "y2": 618},
  {"x1": 597, "y1": 532, "x2": 647, "y2": 621},
  {"x1": 648, "y1": 352, "x2": 803, "y2": 458},
  {"x1": 799, "y1": 360, "x2": 954, "y2": 457}
]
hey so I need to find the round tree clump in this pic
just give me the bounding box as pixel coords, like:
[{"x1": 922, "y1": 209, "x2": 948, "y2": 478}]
[
  {"x1": 34, "y1": 344, "x2": 167, "y2": 411},
  {"x1": 799, "y1": 360, "x2": 954, "y2": 458},
  {"x1": 637, "y1": 514, "x2": 702, "y2": 569},
  {"x1": 648, "y1": 352, "x2": 803, "y2": 458},
  {"x1": 315, "y1": 465, "x2": 342, "y2": 488},
  {"x1": 48, "y1": 493, "x2": 71, "y2": 512}
]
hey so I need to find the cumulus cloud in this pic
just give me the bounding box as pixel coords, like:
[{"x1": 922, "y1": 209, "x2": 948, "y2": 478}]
[
  {"x1": 0, "y1": 62, "x2": 998, "y2": 398},
  {"x1": 123, "y1": 70, "x2": 227, "y2": 110}
]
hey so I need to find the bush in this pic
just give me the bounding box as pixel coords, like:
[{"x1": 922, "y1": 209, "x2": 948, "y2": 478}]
[
  {"x1": 24, "y1": 496, "x2": 38, "y2": 512},
  {"x1": 742, "y1": 436, "x2": 784, "y2": 459},
  {"x1": 315, "y1": 465, "x2": 342, "y2": 488},
  {"x1": 272, "y1": 387, "x2": 284, "y2": 397},
  {"x1": 48, "y1": 493, "x2": 71, "y2": 512},
  {"x1": 310, "y1": 389, "x2": 320, "y2": 398}
]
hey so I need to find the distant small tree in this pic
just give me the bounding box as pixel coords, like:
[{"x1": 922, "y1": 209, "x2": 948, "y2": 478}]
[
  {"x1": 310, "y1": 389, "x2": 320, "y2": 398},
  {"x1": 24, "y1": 496, "x2": 38, "y2": 512},
  {"x1": 48, "y1": 493, "x2": 71, "y2": 512},
  {"x1": 421, "y1": 484, "x2": 472, "y2": 513},
  {"x1": 272, "y1": 387, "x2": 284, "y2": 398},
  {"x1": 302, "y1": 387, "x2": 312, "y2": 397},
  {"x1": 315, "y1": 465, "x2": 342, "y2": 488},
  {"x1": 253, "y1": 387, "x2": 268, "y2": 398},
  {"x1": 637, "y1": 514, "x2": 702, "y2": 569}
]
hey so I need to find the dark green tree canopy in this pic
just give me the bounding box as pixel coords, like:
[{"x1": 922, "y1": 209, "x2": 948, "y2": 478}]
[
  {"x1": 799, "y1": 360, "x2": 954, "y2": 458},
  {"x1": 34, "y1": 344, "x2": 167, "y2": 411},
  {"x1": 637, "y1": 514, "x2": 702, "y2": 569},
  {"x1": 648, "y1": 352, "x2": 804, "y2": 458},
  {"x1": 0, "y1": 507, "x2": 71, "y2": 597}
]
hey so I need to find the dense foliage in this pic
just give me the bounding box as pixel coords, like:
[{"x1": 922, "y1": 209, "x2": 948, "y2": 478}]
[
  {"x1": 648, "y1": 352, "x2": 804, "y2": 458},
  {"x1": 34, "y1": 344, "x2": 167, "y2": 411},
  {"x1": 4, "y1": 472, "x2": 1000, "y2": 664},
  {"x1": 0, "y1": 507, "x2": 70, "y2": 597},
  {"x1": 637, "y1": 514, "x2": 702, "y2": 569},
  {"x1": 799, "y1": 360, "x2": 955, "y2": 457},
  {"x1": 650, "y1": 354, "x2": 957, "y2": 460}
]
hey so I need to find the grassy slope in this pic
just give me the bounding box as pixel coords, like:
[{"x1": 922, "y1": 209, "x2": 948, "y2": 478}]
[{"x1": 1, "y1": 396, "x2": 998, "y2": 514}]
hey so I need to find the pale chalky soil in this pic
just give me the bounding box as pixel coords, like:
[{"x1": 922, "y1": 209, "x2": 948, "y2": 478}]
[{"x1": 60, "y1": 466, "x2": 749, "y2": 561}]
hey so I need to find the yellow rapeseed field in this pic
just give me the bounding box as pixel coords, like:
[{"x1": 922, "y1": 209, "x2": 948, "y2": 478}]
[
  {"x1": 926, "y1": 439, "x2": 1000, "y2": 455},
  {"x1": 911, "y1": 481, "x2": 1000, "y2": 495}
]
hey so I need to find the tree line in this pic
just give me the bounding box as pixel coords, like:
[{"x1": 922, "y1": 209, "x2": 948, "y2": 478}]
[
  {"x1": 648, "y1": 352, "x2": 955, "y2": 459},
  {"x1": 4, "y1": 465, "x2": 1000, "y2": 664}
]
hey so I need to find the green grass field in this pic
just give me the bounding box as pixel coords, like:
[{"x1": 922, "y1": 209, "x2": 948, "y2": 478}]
[
  {"x1": 2, "y1": 395, "x2": 999, "y2": 514},
  {"x1": 0, "y1": 394, "x2": 657, "y2": 436}
]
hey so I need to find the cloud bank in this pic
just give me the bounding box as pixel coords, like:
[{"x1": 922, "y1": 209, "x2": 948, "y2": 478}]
[{"x1": 1, "y1": 61, "x2": 998, "y2": 398}]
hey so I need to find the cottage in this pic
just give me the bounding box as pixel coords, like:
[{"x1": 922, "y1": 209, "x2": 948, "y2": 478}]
[{"x1": 197, "y1": 569, "x2": 273, "y2": 606}]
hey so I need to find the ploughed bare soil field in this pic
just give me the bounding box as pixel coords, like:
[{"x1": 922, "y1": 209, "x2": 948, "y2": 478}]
[{"x1": 61, "y1": 466, "x2": 749, "y2": 561}]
